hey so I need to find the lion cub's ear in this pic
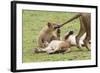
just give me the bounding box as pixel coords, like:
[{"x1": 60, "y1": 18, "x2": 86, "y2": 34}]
[{"x1": 47, "y1": 22, "x2": 52, "y2": 28}]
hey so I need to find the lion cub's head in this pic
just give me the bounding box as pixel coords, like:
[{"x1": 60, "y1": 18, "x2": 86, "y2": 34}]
[{"x1": 46, "y1": 22, "x2": 59, "y2": 32}]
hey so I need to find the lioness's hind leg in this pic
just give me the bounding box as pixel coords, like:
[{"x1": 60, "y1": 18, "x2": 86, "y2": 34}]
[
  {"x1": 83, "y1": 34, "x2": 91, "y2": 51},
  {"x1": 76, "y1": 17, "x2": 85, "y2": 50}
]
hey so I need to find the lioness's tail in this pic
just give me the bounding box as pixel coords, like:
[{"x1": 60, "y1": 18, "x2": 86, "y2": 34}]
[{"x1": 56, "y1": 13, "x2": 81, "y2": 28}]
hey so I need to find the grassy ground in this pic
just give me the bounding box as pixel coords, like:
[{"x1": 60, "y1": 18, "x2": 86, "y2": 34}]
[{"x1": 22, "y1": 10, "x2": 91, "y2": 63}]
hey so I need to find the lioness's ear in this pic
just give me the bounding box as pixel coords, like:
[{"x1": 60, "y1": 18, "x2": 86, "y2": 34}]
[{"x1": 47, "y1": 22, "x2": 51, "y2": 27}]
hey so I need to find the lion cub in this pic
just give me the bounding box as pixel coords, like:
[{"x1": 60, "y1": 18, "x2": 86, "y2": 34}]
[{"x1": 38, "y1": 22, "x2": 60, "y2": 48}]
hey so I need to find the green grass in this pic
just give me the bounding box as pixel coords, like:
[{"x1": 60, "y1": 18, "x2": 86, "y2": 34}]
[{"x1": 22, "y1": 10, "x2": 91, "y2": 63}]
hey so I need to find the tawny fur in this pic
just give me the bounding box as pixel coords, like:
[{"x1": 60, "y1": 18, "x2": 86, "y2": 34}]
[
  {"x1": 39, "y1": 40, "x2": 71, "y2": 54},
  {"x1": 37, "y1": 22, "x2": 60, "y2": 48}
]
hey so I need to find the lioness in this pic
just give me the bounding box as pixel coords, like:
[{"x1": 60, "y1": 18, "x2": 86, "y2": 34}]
[{"x1": 55, "y1": 13, "x2": 91, "y2": 50}]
